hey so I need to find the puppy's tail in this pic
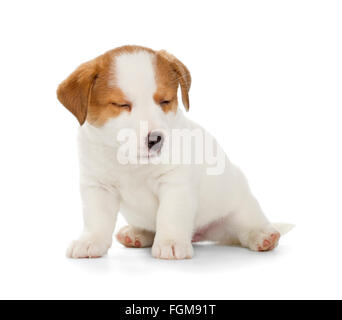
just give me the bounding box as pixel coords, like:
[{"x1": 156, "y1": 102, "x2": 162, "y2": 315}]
[{"x1": 272, "y1": 223, "x2": 295, "y2": 236}]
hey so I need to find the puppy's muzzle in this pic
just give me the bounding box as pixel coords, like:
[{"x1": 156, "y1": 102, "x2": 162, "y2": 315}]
[{"x1": 147, "y1": 131, "x2": 164, "y2": 152}]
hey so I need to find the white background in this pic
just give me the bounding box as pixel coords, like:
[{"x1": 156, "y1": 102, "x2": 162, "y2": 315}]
[{"x1": 0, "y1": 0, "x2": 341, "y2": 300}]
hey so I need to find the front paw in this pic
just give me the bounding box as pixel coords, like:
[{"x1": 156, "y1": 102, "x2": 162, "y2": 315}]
[
  {"x1": 152, "y1": 239, "x2": 194, "y2": 260},
  {"x1": 66, "y1": 235, "x2": 111, "y2": 259}
]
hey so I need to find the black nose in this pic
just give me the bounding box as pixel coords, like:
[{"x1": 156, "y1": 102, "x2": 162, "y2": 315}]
[{"x1": 147, "y1": 131, "x2": 164, "y2": 151}]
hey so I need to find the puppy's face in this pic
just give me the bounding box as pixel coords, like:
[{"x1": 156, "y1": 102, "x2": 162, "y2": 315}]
[{"x1": 57, "y1": 46, "x2": 191, "y2": 159}]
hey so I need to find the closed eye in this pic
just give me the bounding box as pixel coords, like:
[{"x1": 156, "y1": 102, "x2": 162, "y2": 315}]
[
  {"x1": 160, "y1": 100, "x2": 171, "y2": 106},
  {"x1": 111, "y1": 102, "x2": 131, "y2": 108}
]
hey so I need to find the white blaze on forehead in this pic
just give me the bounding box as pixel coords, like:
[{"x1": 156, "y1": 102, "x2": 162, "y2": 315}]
[{"x1": 110, "y1": 50, "x2": 157, "y2": 103}]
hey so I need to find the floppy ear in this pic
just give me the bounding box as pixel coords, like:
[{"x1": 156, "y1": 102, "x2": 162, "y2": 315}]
[
  {"x1": 158, "y1": 50, "x2": 191, "y2": 111},
  {"x1": 57, "y1": 59, "x2": 98, "y2": 125}
]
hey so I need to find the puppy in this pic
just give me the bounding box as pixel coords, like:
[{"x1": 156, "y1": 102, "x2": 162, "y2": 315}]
[{"x1": 57, "y1": 45, "x2": 292, "y2": 260}]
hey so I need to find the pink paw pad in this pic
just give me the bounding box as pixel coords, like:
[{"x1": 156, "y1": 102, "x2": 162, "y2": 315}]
[
  {"x1": 125, "y1": 236, "x2": 132, "y2": 244},
  {"x1": 258, "y1": 232, "x2": 280, "y2": 252},
  {"x1": 117, "y1": 233, "x2": 142, "y2": 248},
  {"x1": 135, "y1": 240, "x2": 141, "y2": 248},
  {"x1": 116, "y1": 226, "x2": 149, "y2": 248}
]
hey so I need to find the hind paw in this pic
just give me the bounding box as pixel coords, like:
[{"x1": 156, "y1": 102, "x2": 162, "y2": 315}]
[
  {"x1": 116, "y1": 225, "x2": 154, "y2": 248},
  {"x1": 247, "y1": 228, "x2": 280, "y2": 252}
]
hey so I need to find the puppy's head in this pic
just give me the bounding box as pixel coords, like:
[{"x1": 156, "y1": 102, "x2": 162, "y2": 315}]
[{"x1": 57, "y1": 45, "x2": 191, "y2": 159}]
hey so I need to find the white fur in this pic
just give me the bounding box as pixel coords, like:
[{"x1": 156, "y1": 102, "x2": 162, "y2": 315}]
[{"x1": 66, "y1": 51, "x2": 292, "y2": 260}]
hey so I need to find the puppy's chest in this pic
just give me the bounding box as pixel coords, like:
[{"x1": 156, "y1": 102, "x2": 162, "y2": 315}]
[{"x1": 117, "y1": 173, "x2": 160, "y2": 219}]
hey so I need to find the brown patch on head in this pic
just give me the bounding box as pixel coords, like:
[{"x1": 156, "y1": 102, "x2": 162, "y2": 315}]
[
  {"x1": 154, "y1": 50, "x2": 191, "y2": 113},
  {"x1": 87, "y1": 83, "x2": 131, "y2": 126},
  {"x1": 154, "y1": 53, "x2": 179, "y2": 113},
  {"x1": 57, "y1": 45, "x2": 155, "y2": 126},
  {"x1": 57, "y1": 45, "x2": 191, "y2": 125}
]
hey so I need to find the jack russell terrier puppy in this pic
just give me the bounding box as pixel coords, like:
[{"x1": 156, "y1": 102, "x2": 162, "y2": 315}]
[{"x1": 57, "y1": 45, "x2": 292, "y2": 260}]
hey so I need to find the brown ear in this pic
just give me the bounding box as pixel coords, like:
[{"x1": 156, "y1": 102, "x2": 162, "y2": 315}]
[
  {"x1": 158, "y1": 50, "x2": 191, "y2": 111},
  {"x1": 57, "y1": 59, "x2": 98, "y2": 125}
]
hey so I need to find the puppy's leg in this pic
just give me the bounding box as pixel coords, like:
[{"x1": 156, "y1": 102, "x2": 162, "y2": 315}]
[
  {"x1": 67, "y1": 185, "x2": 119, "y2": 258},
  {"x1": 228, "y1": 194, "x2": 280, "y2": 252},
  {"x1": 116, "y1": 225, "x2": 155, "y2": 248},
  {"x1": 152, "y1": 184, "x2": 196, "y2": 260}
]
